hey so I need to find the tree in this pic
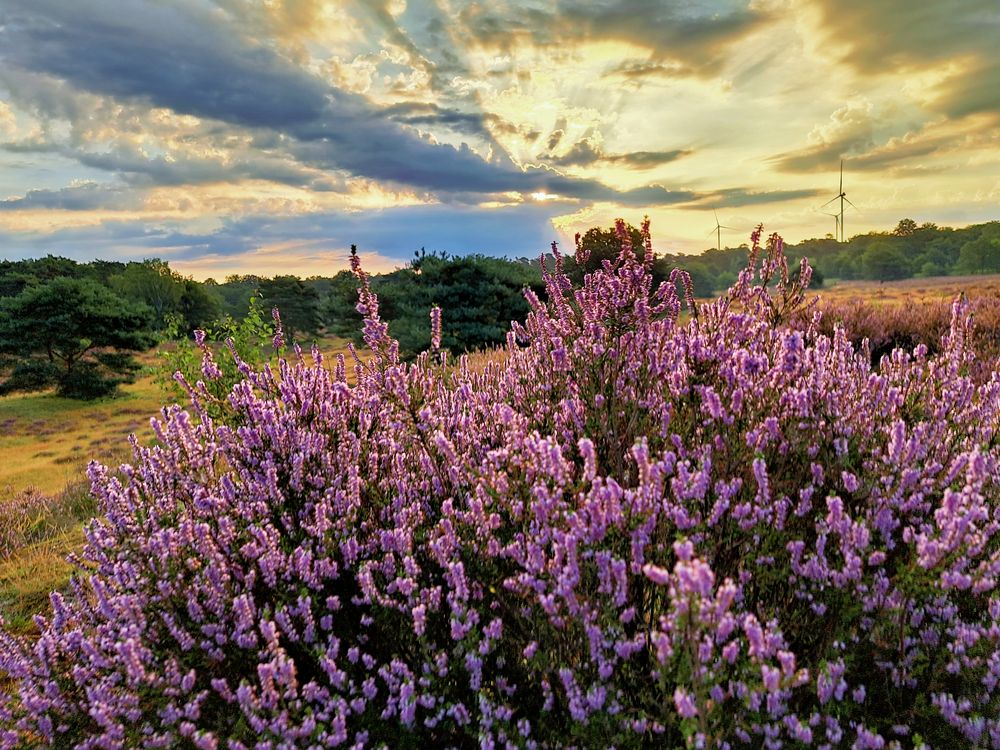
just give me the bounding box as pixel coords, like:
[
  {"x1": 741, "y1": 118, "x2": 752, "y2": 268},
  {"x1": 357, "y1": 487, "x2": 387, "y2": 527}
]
[
  {"x1": 862, "y1": 242, "x2": 909, "y2": 282},
  {"x1": 0, "y1": 278, "x2": 154, "y2": 399},
  {"x1": 110, "y1": 259, "x2": 184, "y2": 328},
  {"x1": 258, "y1": 276, "x2": 322, "y2": 341},
  {"x1": 564, "y1": 223, "x2": 647, "y2": 282},
  {"x1": 894, "y1": 218, "x2": 918, "y2": 237},
  {"x1": 956, "y1": 235, "x2": 1000, "y2": 275},
  {"x1": 178, "y1": 278, "x2": 222, "y2": 332},
  {"x1": 393, "y1": 253, "x2": 543, "y2": 355}
]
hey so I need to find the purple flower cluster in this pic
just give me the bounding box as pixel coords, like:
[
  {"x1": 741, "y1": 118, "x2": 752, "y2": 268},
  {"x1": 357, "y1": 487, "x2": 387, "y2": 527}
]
[{"x1": 1, "y1": 221, "x2": 998, "y2": 748}]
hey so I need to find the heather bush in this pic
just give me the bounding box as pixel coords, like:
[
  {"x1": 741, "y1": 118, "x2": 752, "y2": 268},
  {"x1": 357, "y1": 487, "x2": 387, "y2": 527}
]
[
  {"x1": 1, "y1": 222, "x2": 999, "y2": 748},
  {"x1": 795, "y1": 296, "x2": 1000, "y2": 382}
]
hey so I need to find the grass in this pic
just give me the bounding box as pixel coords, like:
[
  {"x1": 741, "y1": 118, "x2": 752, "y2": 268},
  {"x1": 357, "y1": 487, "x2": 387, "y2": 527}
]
[
  {"x1": 0, "y1": 374, "x2": 162, "y2": 495},
  {"x1": 819, "y1": 272, "x2": 1000, "y2": 304},
  {"x1": 0, "y1": 527, "x2": 82, "y2": 635}
]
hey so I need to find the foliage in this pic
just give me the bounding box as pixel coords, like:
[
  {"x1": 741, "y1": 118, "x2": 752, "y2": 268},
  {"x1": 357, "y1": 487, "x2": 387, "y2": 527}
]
[
  {"x1": 257, "y1": 275, "x2": 322, "y2": 342},
  {"x1": 2, "y1": 222, "x2": 999, "y2": 748},
  {"x1": 326, "y1": 248, "x2": 544, "y2": 357},
  {"x1": 157, "y1": 294, "x2": 282, "y2": 415},
  {"x1": 109, "y1": 260, "x2": 184, "y2": 329},
  {"x1": 957, "y1": 232, "x2": 1000, "y2": 275},
  {"x1": 0, "y1": 278, "x2": 154, "y2": 399},
  {"x1": 861, "y1": 242, "x2": 909, "y2": 282}
]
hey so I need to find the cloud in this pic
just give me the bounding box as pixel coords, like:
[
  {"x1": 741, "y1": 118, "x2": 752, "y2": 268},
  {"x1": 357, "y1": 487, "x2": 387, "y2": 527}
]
[
  {"x1": 549, "y1": 140, "x2": 691, "y2": 169},
  {"x1": 770, "y1": 101, "x2": 887, "y2": 173},
  {"x1": 693, "y1": 188, "x2": 824, "y2": 208},
  {"x1": 0, "y1": 203, "x2": 568, "y2": 269},
  {"x1": 0, "y1": 102, "x2": 15, "y2": 138},
  {"x1": 801, "y1": 0, "x2": 1000, "y2": 119},
  {"x1": 0, "y1": 182, "x2": 138, "y2": 211},
  {"x1": 0, "y1": 0, "x2": 696, "y2": 209},
  {"x1": 459, "y1": 0, "x2": 770, "y2": 77},
  {"x1": 0, "y1": 0, "x2": 329, "y2": 129}
]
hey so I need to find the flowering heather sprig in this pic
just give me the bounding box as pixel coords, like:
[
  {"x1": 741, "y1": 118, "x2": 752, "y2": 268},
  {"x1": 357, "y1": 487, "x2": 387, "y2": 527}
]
[
  {"x1": 350, "y1": 243, "x2": 399, "y2": 366},
  {"x1": 271, "y1": 307, "x2": 284, "y2": 351},
  {"x1": 1, "y1": 223, "x2": 998, "y2": 749},
  {"x1": 430, "y1": 305, "x2": 442, "y2": 355}
]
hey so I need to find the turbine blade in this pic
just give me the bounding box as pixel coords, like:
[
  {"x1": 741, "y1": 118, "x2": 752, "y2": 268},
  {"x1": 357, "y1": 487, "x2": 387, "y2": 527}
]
[
  {"x1": 839, "y1": 159, "x2": 843, "y2": 194},
  {"x1": 844, "y1": 196, "x2": 859, "y2": 211},
  {"x1": 821, "y1": 196, "x2": 839, "y2": 207}
]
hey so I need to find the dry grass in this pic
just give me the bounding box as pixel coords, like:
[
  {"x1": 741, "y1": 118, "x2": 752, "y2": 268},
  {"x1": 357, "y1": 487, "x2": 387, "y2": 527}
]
[
  {"x1": 0, "y1": 527, "x2": 82, "y2": 635},
  {"x1": 0, "y1": 374, "x2": 162, "y2": 495},
  {"x1": 819, "y1": 273, "x2": 1000, "y2": 305}
]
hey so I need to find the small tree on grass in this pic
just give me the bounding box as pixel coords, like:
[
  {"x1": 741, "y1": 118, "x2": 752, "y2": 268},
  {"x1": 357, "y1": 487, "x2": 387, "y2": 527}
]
[{"x1": 0, "y1": 278, "x2": 154, "y2": 399}]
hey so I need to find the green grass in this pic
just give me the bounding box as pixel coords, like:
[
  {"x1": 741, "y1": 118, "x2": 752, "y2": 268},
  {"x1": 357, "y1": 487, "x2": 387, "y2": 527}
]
[
  {"x1": 0, "y1": 375, "x2": 162, "y2": 495},
  {"x1": 0, "y1": 527, "x2": 82, "y2": 636}
]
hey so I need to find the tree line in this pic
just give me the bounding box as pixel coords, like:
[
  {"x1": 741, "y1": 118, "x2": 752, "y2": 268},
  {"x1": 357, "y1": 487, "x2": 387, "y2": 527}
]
[{"x1": 1, "y1": 218, "x2": 997, "y2": 399}]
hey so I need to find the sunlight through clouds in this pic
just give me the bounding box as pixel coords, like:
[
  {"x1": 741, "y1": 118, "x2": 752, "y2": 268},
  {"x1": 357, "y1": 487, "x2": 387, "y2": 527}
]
[{"x1": 0, "y1": 0, "x2": 997, "y2": 267}]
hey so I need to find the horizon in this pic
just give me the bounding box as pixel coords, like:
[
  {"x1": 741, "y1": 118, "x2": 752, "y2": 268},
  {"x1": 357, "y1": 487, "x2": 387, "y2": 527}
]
[{"x1": 0, "y1": 0, "x2": 998, "y2": 279}]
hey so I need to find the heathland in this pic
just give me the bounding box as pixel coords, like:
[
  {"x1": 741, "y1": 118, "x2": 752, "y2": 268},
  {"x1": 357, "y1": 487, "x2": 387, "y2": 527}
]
[{"x1": 0, "y1": 222, "x2": 998, "y2": 746}]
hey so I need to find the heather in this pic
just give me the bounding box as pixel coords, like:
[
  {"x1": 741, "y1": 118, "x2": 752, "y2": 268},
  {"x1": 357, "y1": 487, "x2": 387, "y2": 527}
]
[
  {"x1": 794, "y1": 296, "x2": 1000, "y2": 382},
  {"x1": 1, "y1": 223, "x2": 998, "y2": 748}
]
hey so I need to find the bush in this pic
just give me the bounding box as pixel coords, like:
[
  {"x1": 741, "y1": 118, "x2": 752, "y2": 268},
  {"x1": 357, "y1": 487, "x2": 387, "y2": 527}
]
[
  {"x1": 0, "y1": 360, "x2": 61, "y2": 396},
  {"x1": 798, "y1": 296, "x2": 1000, "y2": 382},
  {"x1": 156, "y1": 294, "x2": 283, "y2": 415},
  {"x1": 1, "y1": 223, "x2": 998, "y2": 748}
]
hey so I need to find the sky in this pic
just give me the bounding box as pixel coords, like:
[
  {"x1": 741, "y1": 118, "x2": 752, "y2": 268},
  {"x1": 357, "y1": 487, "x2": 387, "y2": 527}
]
[{"x1": 0, "y1": 0, "x2": 998, "y2": 279}]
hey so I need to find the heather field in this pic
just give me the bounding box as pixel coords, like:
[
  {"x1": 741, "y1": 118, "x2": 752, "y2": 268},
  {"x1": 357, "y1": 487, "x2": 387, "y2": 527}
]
[
  {"x1": 0, "y1": 226, "x2": 998, "y2": 748},
  {"x1": 824, "y1": 273, "x2": 1000, "y2": 304}
]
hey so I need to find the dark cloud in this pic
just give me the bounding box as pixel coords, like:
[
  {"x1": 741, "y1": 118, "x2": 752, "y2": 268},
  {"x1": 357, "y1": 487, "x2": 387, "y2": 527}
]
[
  {"x1": 805, "y1": 0, "x2": 1000, "y2": 119},
  {"x1": 0, "y1": 182, "x2": 137, "y2": 211},
  {"x1": 0, "y1": 1, "x2": 329, "y2": 129},
  {"x1": 0, "y1": 0, "x2": 696, "y2": 208},
  {"x1": 459, "y1": 0, "x2": 768, "y2": 77},
  {"x1": 770, "y1": 139, "x2": 862, "y2": 173},
  {"x1": 540, "y1": 175, "x2": 698, "y2": 206},
  {"x1": 380, "y1": 101, "x2": 514, "y2": 141},
  {"x1": 692, "y1": 188, "x2": 824, "y2": 209},
  {"x1": 603, "y1": 60, "x2": 691, "y2": 80},
  {"x1": 549, "y1": 140, "x2": 691, "y2": 169},
  {"x1": 931, "y1": 60, "x2": 1000, "y2": 120}
]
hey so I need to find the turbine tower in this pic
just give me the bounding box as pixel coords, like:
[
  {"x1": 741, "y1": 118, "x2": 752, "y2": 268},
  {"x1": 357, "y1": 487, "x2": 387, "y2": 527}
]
[
  {"x1": 822, "y1": 211, "x2": 840, "y2": 240},
  {"x1": 821, "y1": 160, "x2": 858, "y2": 242},
  {"x1": 709, "y1": 209, "x2": 735, "y2": 251}
]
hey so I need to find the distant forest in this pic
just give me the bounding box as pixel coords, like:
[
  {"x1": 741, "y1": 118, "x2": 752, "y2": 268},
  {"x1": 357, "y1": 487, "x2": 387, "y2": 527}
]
[{"x1": 2, "y1": 218, "x2": 998, "y2": 360}]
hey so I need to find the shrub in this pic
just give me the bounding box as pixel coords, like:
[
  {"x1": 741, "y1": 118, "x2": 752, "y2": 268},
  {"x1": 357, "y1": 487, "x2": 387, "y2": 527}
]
[
  {"x1": 1, "y1": 223, "x2": 998, "y2": 748},
  {"x1": 156, "y1": 294, "x2": 283, "y2": 415},
  {"x1": 0, "y1": 360, "x2": 61, "y2": 396},
  {"x1": 798, "y1": 296, "x2": 1000, "y2": 382}
]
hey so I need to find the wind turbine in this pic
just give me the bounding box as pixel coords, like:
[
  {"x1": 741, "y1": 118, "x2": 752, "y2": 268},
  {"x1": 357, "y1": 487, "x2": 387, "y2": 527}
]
[
  {"x1": 822, "y1": 210, "x2": 840, "y2": 240},
  {"x1": 708, "y1": 209, "x2": 735, "y2": 251},
  {"x1": 821, "y1": 159, "x2": 858, "y2": 242}
]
